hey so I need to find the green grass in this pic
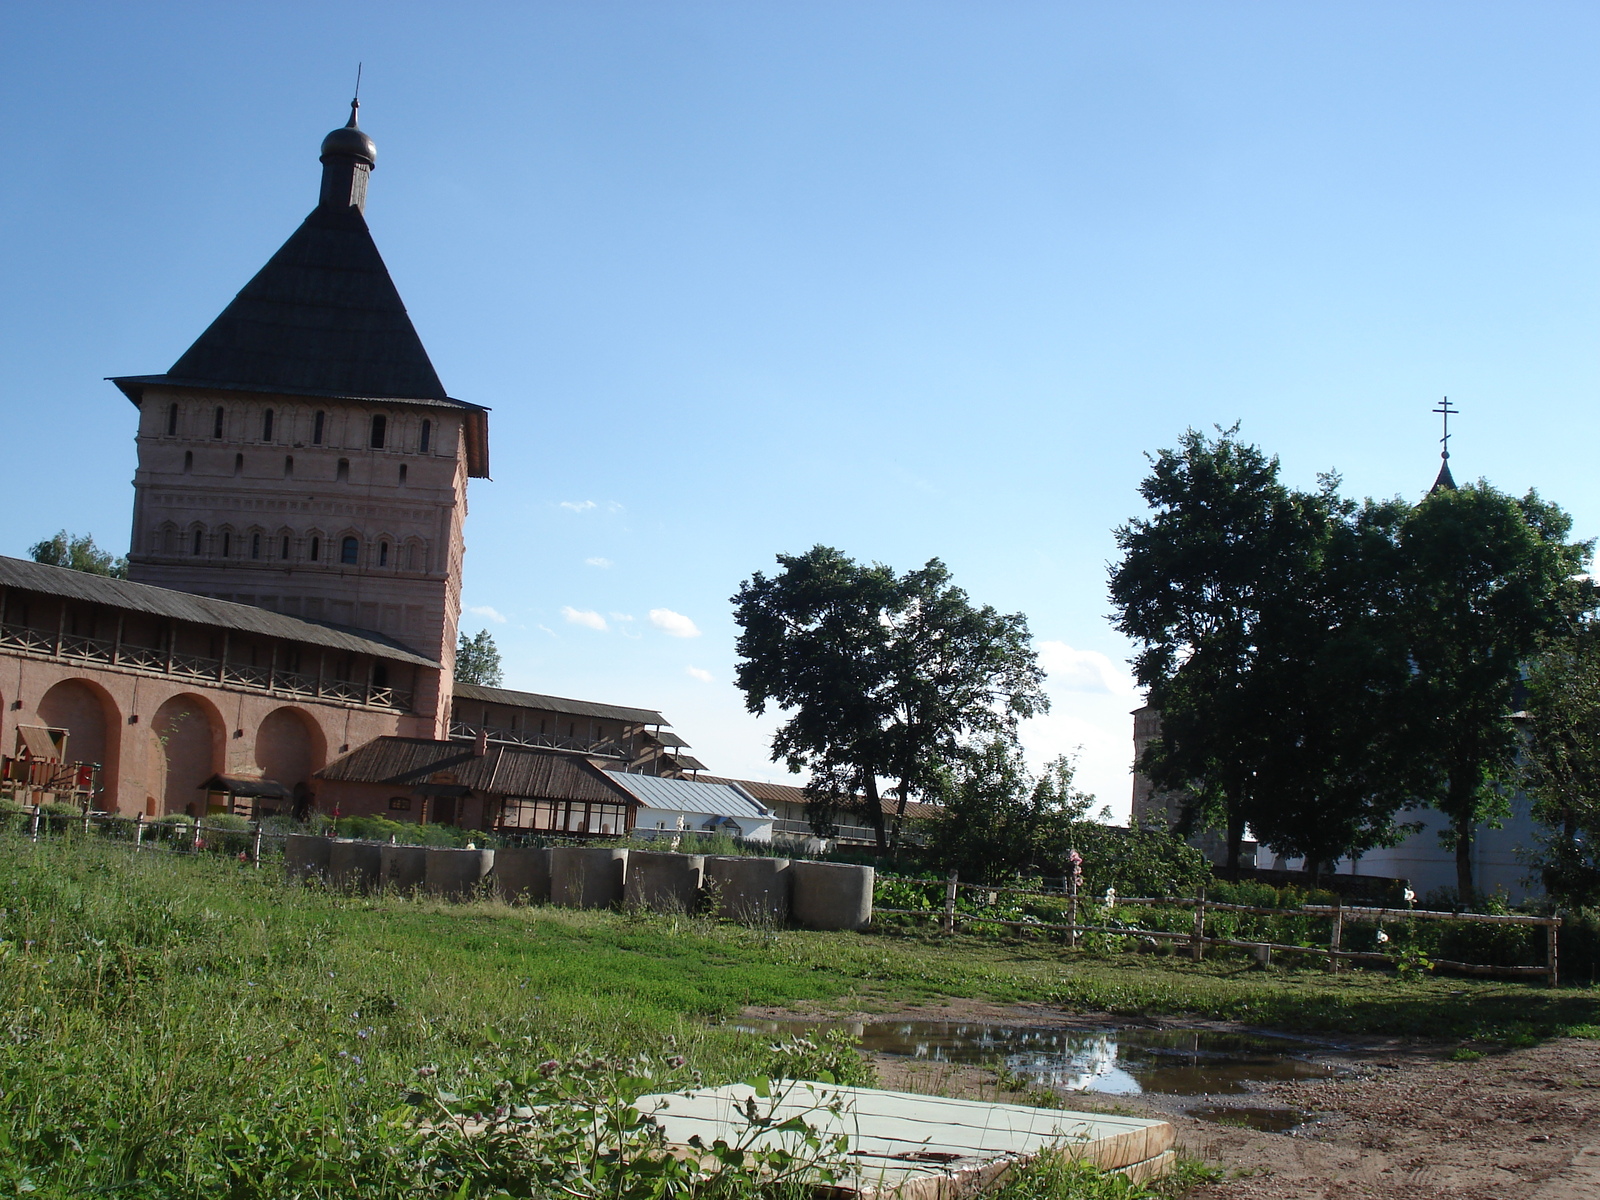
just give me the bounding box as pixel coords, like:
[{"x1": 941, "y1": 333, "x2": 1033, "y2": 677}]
[{"x1": 3, "y1": 834, "x2": 1597, "y2": 1197}]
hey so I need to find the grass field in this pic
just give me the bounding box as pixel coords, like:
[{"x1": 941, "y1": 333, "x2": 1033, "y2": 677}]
[{"x1": 4, "y1": 834, "x2": 1597, "y2": 1197}]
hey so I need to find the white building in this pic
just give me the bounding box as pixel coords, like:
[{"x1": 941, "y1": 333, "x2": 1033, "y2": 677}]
[{"x1": 604, "y1": 772, "x2": 775, "y2": 843}]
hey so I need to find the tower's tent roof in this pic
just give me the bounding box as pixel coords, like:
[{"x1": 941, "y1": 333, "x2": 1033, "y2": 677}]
[
  {"x1": 163, "y1": 203, "x2": 451, "y2": 403},
  {"x1": 109, "y1": 107, "x2": 490, "y2": 478}
]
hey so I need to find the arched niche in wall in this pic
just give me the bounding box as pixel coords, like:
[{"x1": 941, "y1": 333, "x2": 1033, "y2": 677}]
[
  {"x1": 149, "y1": 693, "x2": 225, "y2": 817},
  {"x1": 254, "y1": 706, "x2": 327, "y2": 803},
  {"x1": 37, "y1": 678, "x2": 121, "y2": 810}
]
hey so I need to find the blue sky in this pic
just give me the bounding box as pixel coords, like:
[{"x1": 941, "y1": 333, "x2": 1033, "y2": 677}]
[{"x1": 2, "y1": 3, "x2": 1596, "y2": 819}]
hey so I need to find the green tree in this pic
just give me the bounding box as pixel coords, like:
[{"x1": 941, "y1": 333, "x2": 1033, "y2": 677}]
[
  {"x1": 926, "y1": 740, "x2": 1094, "y2": 882},
  {"x1": 1109, "y1": 427, "x2": 1325, "y2": 874},
  {"x1": 1523, "y1": 621, "x2": 1600, "y2": 905},
  {"x1": 455, "y1": 628, "x2": 504, "y2": 687},
  {"x1": 1396, "y1": 484, "x2": 1592, "y2": 898},
  {"x1": 29, "y1": 531, "x2": 127, "y2": 578},
  {"x1": 732, "y1": 546, "x2": 1047, "y2": 854}
]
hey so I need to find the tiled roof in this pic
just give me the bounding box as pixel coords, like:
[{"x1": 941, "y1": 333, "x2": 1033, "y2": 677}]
[
  {"x1": 453, "y1": 681, "x2": 667, "y2": 726},
  {"x1": 0, "y1": 555, "x2": 436, "y2": 666}
]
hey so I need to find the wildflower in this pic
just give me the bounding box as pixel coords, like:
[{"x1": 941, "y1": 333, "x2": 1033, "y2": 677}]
[
  {"x1": 1376, "y1": 929, "x2": 1390, "y2": 944},
  {"x1": 416, "y1": 1066, "x2": 438, "y2": 1078},
  {"x1": 666, "y1": 1055, "x2": 687, "y2": 1068},
  {"x1": 537, "y1": 1059, "x2": 561, "y2": 1077}
]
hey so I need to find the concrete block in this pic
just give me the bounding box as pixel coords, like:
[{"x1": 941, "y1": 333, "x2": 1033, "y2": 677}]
[
  {"x1": 379, "y1": 843, "x2": 428, "y2": 893},
  {"x1": 789, "y1": 860, "x2": 874, "y2": 931},
  {"x1": 625, "y1": 850, "x2": 704, "y2": 912},
  {"x1": 495, "y1": 846, "x2": 553, "y2": 904},
  {"x1": 550, "y1": 846, "x2": 628, "y2": 909},
  {"x1": 328, "y1": 839, "x2": 382, "y2": 893},
  {"x1": 703, "y1": 855, "x2": 791, "y2": 924},
  {"x1": 425, "y1": 846, "x2": 495, "y2": 900},
  {"x1": 285, "y1": 833, "x2": 332, "y2": 884}
]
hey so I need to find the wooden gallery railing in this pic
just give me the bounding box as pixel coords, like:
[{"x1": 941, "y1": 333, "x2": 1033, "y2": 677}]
[{"x1": 875, "y1": 874, "x2": 1564, "y2": 987}]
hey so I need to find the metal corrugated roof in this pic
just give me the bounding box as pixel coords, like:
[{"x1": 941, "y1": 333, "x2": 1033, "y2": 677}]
[
  {"x1": 603, "y1": 772, "x2": 770, "y2": 820},
  {"x1": 0, "y1": 556, "x2": 437, "y2": 666},
  {"x1": 318, "y1": 736, "x2": 634, "y2": 805},
  {"x1": 701, "y1": 776, "x2": 943, "y2": 820},
  {"x1": 453, "y1": 681, "x2": 667, "y2": 726}
]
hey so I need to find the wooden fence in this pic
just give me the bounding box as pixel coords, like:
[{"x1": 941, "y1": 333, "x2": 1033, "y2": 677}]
[
  {"x1": 10, "y1": 804, "x2": 287, "y2": 864},
  {"x1": 876, "y1": 872, "x2": 1563, "y2": 987}
]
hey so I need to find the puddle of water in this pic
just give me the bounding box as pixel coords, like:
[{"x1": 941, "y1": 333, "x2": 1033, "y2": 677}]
[
  {"x1": 737, "y1": 1019, "x2": 1336, "y2": 1127},
  {"x1": 1182, "y1": 1104, "x2": 1312, "y2": 1133}
]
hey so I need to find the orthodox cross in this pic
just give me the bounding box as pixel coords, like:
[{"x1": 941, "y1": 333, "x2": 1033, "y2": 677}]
[{"x1": 1432, "y1": 396, "x2": 1456, "y2": 462}]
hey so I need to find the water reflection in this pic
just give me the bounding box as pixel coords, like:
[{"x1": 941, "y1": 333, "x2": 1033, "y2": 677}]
[{"x1": 737, "y1": 1019, "x2": 1334, "y2": 1098}]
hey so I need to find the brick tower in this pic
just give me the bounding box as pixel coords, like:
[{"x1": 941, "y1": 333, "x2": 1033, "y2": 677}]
[{"x1": 111, "y1": 101, "x2": 489, "y2": 736}]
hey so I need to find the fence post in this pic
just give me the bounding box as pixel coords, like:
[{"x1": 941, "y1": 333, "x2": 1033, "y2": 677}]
[
  {"x1": 1548, "y1": 918, "x2": 1560, "y2": 989},
  {"x1": 251, "y1": 821, "x2": 263, "y2": 869},
  {"x1": 29, "y1": 804, "x2": 41, "y2": 842},
  {"x1": 1329, "y1": 901, "x2": 1344, "y2": 974},
  {"x1": 134, "y1": 812, "x2": 145, "y2": 851},
  {"x1": 81, "y1": 804, "x2": 91, "y2": 837},
  {"x1": 942, "y1": 870, "x2": 958, "y2": 935},
  {"x1": 1190, "y1": 891, "x2": 1205, "y2": 962}
]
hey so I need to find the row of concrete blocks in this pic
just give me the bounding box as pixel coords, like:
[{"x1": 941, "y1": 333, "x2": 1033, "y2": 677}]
[{"x1": 283, "y1": 835, "x2": 874, "y2": 931}]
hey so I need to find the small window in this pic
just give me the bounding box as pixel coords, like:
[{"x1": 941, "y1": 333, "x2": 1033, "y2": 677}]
[
  {"x1": 336, "y1": 458, "x2": 349, "y2": 482},
  {"x1": 280, "y1": 536, "x2": 290, "y2": 560},
  {"x1": 398, "y1": 463, "x2": 407, "y2": 485},
  {"x1": 419, "y1": 419, "x2": 431, "y2": 453},
  {"x1": 309, "y1": 537, "x2": 320, "y2": 562},
  {"x1": 388, "y1": 795, "x2": 412, "y2": 812},
  {"x1": 262, "y1": 409, "x2": 274, "y2": 441},
  {"x1": 284, "y1": 455, "x2": 294, "y2": 477},
  {"x1": 233, "y1": 453, "x2": 243, "y2": 476},
  {"x1": 370, "y1": 414, "x2": 386, "y2": 449},
  {"x1": 183, "y1": 450, "x2": 193, "y2": 474},
  {"x1": 251, "y1": 533, "x2": 261, "y2": 560},
  {"x1": 221, "y1": 531, "x2": 231, "y2": 557},
  {"x1": 378, "y1": 541, "x2": 389, "y2": 567},
  {"x1": 340, "y1": 536, "x2": 359, "y2": 565},
  {"x1": 192, "y1": 529, "x2": 203, "y2": 556},
  {"x1": 405, "y1": 544, "x2": 416, "y2": 570},
  {"x1": 312, "y1": 411, "x2": 325, "y2": 445},
  {"x1": 213, "y1": 407, "x2": 225, "y2": 439},
  {"x1": 166, "y1": 403, "x2": 178, "y2": 436}
]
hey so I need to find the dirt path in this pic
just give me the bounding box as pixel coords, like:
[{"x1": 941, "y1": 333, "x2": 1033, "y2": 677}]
[{"x1": 740, "y1": 1000, "x2": 1600, "y2": 1199}]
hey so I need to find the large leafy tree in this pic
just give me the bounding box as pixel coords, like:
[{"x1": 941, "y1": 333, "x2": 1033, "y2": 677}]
[
  {"x1": 732, "y1": 546, "x2": 1046, "y2": 853},
  {"x1": 1522, "y1": 621, "x2": 1600, "y2": 905},
  {"x1": 30, "y1": 531, "x2": 126, "y2": 578},
  {"x1": 455, "y1": 628, "x2": 504, "y2": 687},
  {"x1": 1109, "y1": 427, "x2": 1326, "y2": 874},
  {"x1": 1399, "y1": 484, "x2": 1592, "y2": 898}
]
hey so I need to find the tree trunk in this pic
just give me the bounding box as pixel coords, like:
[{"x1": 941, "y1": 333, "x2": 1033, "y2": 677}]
[
  {"x1": 864, "y1": 774, "x2": 888, "y2": 856},
  {"x1": 1455, "y1": 823, "x2": 1475, "y2": 903},
  {"x1": 888, "y1": 772, "x2": 912, "y2": 862},
  {"x1": 1226, "y1": 808, "x2": 1246, "y2": 883}
]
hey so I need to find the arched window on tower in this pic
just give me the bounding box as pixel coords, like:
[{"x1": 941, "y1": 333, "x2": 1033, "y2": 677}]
[
  {"x1": 234, "y1": 453, "x2": 243, "y2": 476},
  {"x1": 370, "y1": 414, "x2": 386, "y2": 449},
  {"x1": 213, "y1": 407, "x2": 225, "y2": 439},
  {"x1": 192, "y1": 529, "x2": 204, "y2": 556},
  {"x1": 398, "y1": 464, "x2": 407, "y2": 485},
  {"x1": 221, "y1": 531, "x2": 231, "y2": 557},
  {"x1": 166, "y1": 403, "x2": 178, "y2": 436},
  {"x1": 262, "y1": 409, "x2": 274, "y2": 441},
  {"x1": 312, "y1": 411, "x2": 325, "y2": 445},
  {"x1": 336, "y1": 458, "x2": 349, "y2": 482},
  {"x1": 251, "y1": 533, "x2": 261, "y2": 560},
  {"x1": 183, "y1": 451, "x2": 193, "y2": 474},
  {"x1": 379, "y1": 541, "x2": 389, "y2": 567},
  {"x1": 340, "y1": 536, "x2": 359, "y2": 565},
  {"x1": 420, "y1": 419, "x2": 432, "y2": 453},
  {"x1": 309, "y1": 536, "x2": 320, "y2": 562},
  {"x1": 280, "y1": 535, "x2": 290, "y2": 560},
  {"x1": 284, "y1": 455, "x2": 294, "y2": 478}
]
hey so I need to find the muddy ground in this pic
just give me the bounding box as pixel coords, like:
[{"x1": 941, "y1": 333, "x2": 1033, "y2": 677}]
[{"x1": 741, "y1": 999, "x2": 1600, "y2": 1199}]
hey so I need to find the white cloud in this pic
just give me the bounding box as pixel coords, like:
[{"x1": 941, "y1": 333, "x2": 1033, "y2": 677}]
[
  {"x1": 536, "y1": 624, "x2": 558, "y2": 638},
  {"x1": 1037, "y1": 641, "x2": 1137, "y2": 697},
  {"x1": 609, "y1": 612, "x2": 635, "y2": 622},
  {"x1": 649, "y1": 608, "x2": 701, "y2": 638},
  {"x1": 561, "y1": 606, "x2": 608, "y2": 632},
  {"x1": 559, "y1": 500, "x2": 597, "y2": 513},
  {"x1": 585, "y1": 556, "x2": 613, "y2": 568},
  {"x1": 466, "y1": 605, "x2": 507, "y2": 624},
  {"x1": 686, "y1": 666, "x2": 714, "y2": 683}
]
